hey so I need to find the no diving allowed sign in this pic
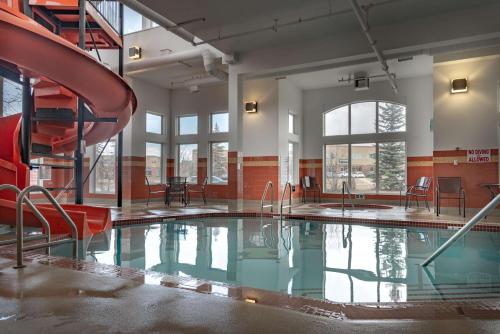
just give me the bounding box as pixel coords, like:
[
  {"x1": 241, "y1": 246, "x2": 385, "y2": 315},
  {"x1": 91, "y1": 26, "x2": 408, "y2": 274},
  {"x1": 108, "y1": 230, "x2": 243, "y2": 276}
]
[{"x1": 467, "y1": 149, "x2": 491, "y2": 163}]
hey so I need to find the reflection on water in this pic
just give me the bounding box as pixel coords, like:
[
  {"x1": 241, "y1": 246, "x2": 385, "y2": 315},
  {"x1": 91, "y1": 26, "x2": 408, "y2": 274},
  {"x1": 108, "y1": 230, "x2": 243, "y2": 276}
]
[{"x1": 81, "y1": 219, "x2": 500, "y2": 303}]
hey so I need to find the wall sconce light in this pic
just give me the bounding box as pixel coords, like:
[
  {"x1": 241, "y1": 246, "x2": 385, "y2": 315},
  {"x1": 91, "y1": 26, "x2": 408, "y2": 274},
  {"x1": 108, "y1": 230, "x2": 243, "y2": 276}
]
[
  {"x1": 451, "y1": 78, "x2": 468, "y2": 94},
  {"x1": 245, "y1": 101, "x2": 258, "y2": 113},
  {"x1": 128, "y1": 46, "x2": 142, "y2": 60}
]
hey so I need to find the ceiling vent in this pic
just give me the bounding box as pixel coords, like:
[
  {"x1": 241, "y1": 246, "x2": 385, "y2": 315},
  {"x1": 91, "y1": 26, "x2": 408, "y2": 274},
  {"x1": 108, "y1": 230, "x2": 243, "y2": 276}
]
[{"x1": 354, "y1": 72, "x2": 370, "y2": 91}]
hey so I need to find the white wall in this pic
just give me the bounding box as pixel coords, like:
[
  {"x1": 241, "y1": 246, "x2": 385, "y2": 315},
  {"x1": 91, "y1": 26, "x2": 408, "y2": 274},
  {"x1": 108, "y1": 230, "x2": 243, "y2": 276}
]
[
  {"x1": 170, "y1": 83, "x2": 228, "y2": 158},
  {"x1": 124, "y1": 77, "x2": 170, "y2": 157},
  {"x1": 242, "y1": 78, "x2": 279, "y2": 156},
  {"x1": 433, "y1": 56, "x2": 500, "y2": 150},
  {"x1": 302, "y1": 76, "x2": 434, "y2": 159}
]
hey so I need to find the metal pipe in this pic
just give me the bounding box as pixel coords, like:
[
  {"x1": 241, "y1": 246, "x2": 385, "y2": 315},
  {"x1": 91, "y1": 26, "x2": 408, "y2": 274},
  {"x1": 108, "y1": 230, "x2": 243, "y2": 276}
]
[
  {"x1": 21, "y1": 76, "x2": 32, "y2": 165},
  {"x1": 349, "y1": 0, "x2": 398, "y2": 93},
  {"x1": 422, "y1": 193, "x2": 500, "y2": 267},
  {"x1": 117, "y1": 0, "x2": 197, "y2": 44},
  {"x1": 280, "y1": 182, "x2": 292, "y2": 218},
  {"x1": 193, "y1": 0, "x2": 402, "y2": 46},
  {"x1": 117, "y1": 1, "x2": 124, "y2": 208},
  {"x1": 75, "y1": 0, "x2": 86, "y2": 205},
  {"x1": 0, "y1": 184, "x2": 51, "y2": 245},
  {"x1": 260, "y1": 181, "x2": 273, "y2": 216}
]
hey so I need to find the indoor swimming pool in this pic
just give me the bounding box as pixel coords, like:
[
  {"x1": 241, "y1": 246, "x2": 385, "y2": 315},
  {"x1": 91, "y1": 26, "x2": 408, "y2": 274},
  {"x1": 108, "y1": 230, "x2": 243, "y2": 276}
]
[{"x1": 56, "y1": 218, "x2": 500, "y2": 303}]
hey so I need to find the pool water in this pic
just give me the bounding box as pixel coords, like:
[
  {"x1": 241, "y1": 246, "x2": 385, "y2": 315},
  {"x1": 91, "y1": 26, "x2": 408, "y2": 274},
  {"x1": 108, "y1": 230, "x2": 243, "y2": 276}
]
[{"x1": 58, "y1": 218, "x2": 500, "y2": 303}]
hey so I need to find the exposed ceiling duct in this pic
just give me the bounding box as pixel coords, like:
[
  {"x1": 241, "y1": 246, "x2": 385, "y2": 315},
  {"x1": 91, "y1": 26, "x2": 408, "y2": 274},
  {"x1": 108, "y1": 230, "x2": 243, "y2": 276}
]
[
  {"x1": 349, "y1": 0, "x2": 398, "y2": 93},
  {"x1": 124, "y1": 48, "x2": 228, "y2": 84}
]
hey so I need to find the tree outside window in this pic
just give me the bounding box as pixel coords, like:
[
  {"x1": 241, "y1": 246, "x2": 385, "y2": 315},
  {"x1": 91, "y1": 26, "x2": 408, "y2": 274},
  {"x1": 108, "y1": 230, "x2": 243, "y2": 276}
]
[{"x1": 210, "y1": 142, "x2": 228, "y2": 184}]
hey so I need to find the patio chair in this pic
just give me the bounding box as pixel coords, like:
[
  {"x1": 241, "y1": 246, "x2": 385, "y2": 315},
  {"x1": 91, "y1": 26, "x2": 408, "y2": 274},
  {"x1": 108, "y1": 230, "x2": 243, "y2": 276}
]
[
  {"x1": 436, "y1": 176, "x2": 466, "y2": 217},
  {"x1": 301, "y1": 176, "x2": 321, "y2": 203},
  {"x1": 166, "y1": 176, "x2": 187, "y2": 207},
  {"x1": 404, "y1": 176, "x2": 432, "y2": 211},
  {"x1": 145, "y1": 176, "x2": 167, "y2": 207},
  {"x1": 187, "y1": 177, "x2": 208, "y2": 205}
]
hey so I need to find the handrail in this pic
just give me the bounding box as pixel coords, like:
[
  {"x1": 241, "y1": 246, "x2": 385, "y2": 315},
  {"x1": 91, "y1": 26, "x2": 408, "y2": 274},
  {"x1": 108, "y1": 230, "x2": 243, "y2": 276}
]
[
  {"x1": 422, "y1": 193, "x2": 500, "y2": 267},
  {"x1": 260, "y1": 181, "x2": 274, "y2": 216},
  {"x1": 280, "y1": 182, "x2": 292, "y2": 218},
  {"x1": 15, "y1": 185, "x2": 78, "y2": 268},
  {"x1": 342, "y1": 181, "x2": 355, "y2": 212},
  {"x1": 0, "y1": 184, "x2": 51, "y2": 244}
]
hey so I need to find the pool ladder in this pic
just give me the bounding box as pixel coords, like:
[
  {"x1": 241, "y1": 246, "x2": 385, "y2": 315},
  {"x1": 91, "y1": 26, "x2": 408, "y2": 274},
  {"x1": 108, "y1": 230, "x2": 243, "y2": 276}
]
[
  {"x1": 280, "y1": 182, "x2": 292, "y2": 219},
  {"x1": 260, "y1": 181, "x2": 274, "y2": 216},
  {"x1": 341, "y1": 181, "x2": 355, "y2": 212},
  {"x1": 0, "y1": 184, "x2": 78, "y2": 268},
  {"x1": 422, "y1": 193, "x2": 500, "y2": 267}
]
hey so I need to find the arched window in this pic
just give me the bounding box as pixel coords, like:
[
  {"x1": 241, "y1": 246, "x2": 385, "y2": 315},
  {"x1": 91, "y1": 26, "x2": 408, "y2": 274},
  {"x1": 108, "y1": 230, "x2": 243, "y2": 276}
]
[{"x1": 323, "y1": 101, "x2": 406, "y2": 194}]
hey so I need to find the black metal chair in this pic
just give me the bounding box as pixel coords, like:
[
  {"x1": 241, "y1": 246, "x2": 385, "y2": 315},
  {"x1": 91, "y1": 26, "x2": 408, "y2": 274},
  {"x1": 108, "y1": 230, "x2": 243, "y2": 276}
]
[
  {"x1": 436, "y1": 176, "x2": 466, "y2": 217},
  {"x1": 301, "y1": 176, "x2": 321, "y2": 203},
  {"x1": 145, "y1": 176, "x2": 167, "y2": 207},
  {"x1": 404, "y1": 176, "x2": 432, "y2": 211},
  {"x1": 166, "y1": 176, "x2": 187, "y2": 207},
  {"x1": 187, "y1": 177, "x2": 208, "y2": 205}
]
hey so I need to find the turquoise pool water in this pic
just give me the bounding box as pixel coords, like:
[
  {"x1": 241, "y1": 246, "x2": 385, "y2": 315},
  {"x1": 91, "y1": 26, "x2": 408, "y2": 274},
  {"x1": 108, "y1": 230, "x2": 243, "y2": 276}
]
[{"x1": 60, "y1": 218, "x2": 500, "y2": 303}]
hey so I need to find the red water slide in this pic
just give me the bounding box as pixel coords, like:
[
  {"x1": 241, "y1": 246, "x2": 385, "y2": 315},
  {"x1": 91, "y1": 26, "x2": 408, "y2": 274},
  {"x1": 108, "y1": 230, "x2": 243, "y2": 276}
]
[{"x1": 0, "y1": 1, "x2": 136, "y2": 239}]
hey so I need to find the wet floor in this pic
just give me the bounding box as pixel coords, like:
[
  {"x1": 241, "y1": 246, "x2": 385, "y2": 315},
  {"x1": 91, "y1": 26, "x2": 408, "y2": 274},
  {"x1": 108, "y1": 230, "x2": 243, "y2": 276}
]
[{"x1": 1, "y1": 257, "x2": 500, "y2": 334}]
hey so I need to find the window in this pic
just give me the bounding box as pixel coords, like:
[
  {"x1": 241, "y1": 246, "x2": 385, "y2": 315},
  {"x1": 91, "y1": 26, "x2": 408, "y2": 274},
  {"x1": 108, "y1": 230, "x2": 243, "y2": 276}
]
[
  {"x1": 146, "y1": 112, "x2": 163, "y2": 134},
  {"x1": 178, "y1": 115, "x2": 198, "y2": 135},
  {"x1": 177, "y1": 144, "x2": 198, "y2": 183},
  {"x1": 210, "y1": 142, "x2": 228, "y2": 184},
  {"x1": 288, "y1": 142, "x2": 296, "y2": 183},
  {"x1": 323, "y1": 102, "x2": 406, "y2": 193},
  {"x1": 124, "y1": 6, "x2": 159, "y2": 34},
  {"x1": 289, "y1": 113, "x2": 295, "y2": 134},
  {"x1": 145, "y1": 142, "x2": 163, "y2": 184},
  {"x1": 1, "y1": 77, "x2": 22, "y2": 117},
  {"x1": 93, "y1": 141, "x2": 116, "y2": 194},
  {"x1": 324, "y1": 105, "x2": 348, "y2": 136},
  {"x1": 211, "y1": 112, "x2": 229, "y2": 133}
]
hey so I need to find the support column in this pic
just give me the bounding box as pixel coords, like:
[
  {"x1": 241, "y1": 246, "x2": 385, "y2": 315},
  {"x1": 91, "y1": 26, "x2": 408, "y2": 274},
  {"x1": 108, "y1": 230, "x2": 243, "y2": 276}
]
[
  {"x1": 21, "y1": 77, "x2": 32, "y2": 165},
  {"x1": 227, "y1": 68, "x2": 243, "y2": 205},
  {"x1": 117, "y1": 2, "x2": 124, "y2": 207},
  {"x1": 75, "y1": 0, "x2": 86, "y2": 204}
]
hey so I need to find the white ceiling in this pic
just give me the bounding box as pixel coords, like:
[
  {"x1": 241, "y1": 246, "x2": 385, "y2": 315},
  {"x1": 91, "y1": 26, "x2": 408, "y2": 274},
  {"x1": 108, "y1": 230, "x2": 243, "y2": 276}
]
[
  {"x1": 286, "y1": 54, "x2": 433, "y2": 90},
  {"x1": 138, "y1": 0, "x2": 499, "y2": 53}
]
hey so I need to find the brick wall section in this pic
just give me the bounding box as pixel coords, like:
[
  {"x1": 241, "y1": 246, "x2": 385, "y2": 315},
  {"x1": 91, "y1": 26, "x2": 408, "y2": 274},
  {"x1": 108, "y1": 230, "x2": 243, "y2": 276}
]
[{"x1": 242, "y1": 156, "x2": 279, "y2": 200}]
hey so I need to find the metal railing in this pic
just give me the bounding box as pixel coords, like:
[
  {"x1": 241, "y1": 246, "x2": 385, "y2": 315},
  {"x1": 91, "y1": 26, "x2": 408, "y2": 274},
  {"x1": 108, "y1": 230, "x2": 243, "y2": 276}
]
[
  {"x1": 0, "y1": 185, "x2": 79, "y2": 268},
  {"x1": 422, "y1": 193, "x2": 500, "y2": 267},
  {"x1": 342, "y1": 181, "x2": 355, "y2": 212},
  {"x1": 260, "y1": 181, "x2": 274, "y2": 216},
  {"x1": 89, "y1": 0, "x2": 121, "y2": 33},
  {"x1": 280, "y1": 182, "x2": 292, "y2": 218}
]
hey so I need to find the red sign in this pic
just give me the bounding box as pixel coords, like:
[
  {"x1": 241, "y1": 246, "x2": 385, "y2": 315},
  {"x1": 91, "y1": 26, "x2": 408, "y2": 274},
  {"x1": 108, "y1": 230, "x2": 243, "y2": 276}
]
[{"x1": 467, "y1": 149, "x2": 491, "y2": 163}]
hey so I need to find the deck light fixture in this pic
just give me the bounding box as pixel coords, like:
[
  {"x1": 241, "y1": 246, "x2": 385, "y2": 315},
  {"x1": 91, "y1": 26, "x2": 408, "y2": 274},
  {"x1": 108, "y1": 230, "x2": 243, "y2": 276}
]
[
  {"x1": 128, "y1": 46, "x2": 142, "y2": 60},
  {"x1": 451, "y1": 78, "x2": 468, "y2": 94},
  {"x1": 244, "y1": 298, "x2": 257, "y2": 303},
  {"x1": 244, "y1": 101, "x2": 258, "y2": 113}
]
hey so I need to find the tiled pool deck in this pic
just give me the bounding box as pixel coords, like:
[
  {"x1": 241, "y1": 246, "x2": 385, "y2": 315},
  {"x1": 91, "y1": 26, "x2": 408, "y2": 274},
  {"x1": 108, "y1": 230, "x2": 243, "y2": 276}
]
[{"x1": 1, "y1": 200, "x2": 500, "y2": 332}]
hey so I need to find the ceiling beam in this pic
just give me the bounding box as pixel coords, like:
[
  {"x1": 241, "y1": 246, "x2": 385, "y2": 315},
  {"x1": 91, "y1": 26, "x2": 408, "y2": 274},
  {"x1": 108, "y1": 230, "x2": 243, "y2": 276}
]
[{"x1": 349, "y1": 0, "x2": 398, "y2": 93}]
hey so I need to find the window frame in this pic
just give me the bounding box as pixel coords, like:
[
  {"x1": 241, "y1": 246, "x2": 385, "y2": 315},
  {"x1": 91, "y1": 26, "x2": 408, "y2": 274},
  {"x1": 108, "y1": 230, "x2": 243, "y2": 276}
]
[
  {"x1": 176, "y1": 143, "x2": 198, "y2": 184},
  {"x1": 176, "y1": 114, "x2": 199, "y2": 136},
  {"x1": 145, "y1": 141, "x2": 164, "y2": 185},
  {"x1": 209, "y1": 141, "x2": 229, "y2": 185},
  {"x1": 210, "y1": 112, "x2": 229, "y2": 134},
  {"x1": 145, "y1": 111, "x2": 164, "y2": 135},
  {"x1": 91, "y1": 140, "x2": 117, "y2": 194},
  {"x1": 322, "y1": 101, "x2": 407, "y2": 194}
]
